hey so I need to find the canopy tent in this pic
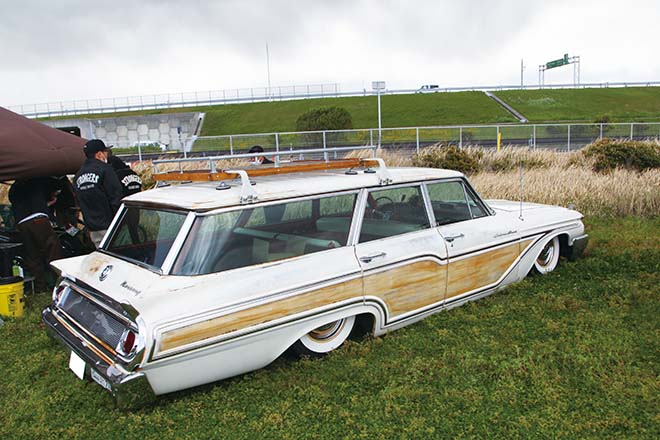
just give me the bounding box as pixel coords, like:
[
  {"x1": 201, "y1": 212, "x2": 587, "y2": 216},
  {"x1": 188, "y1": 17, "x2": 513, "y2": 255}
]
[{"x1": 0, "y1": 107, "x2": 86, "y2": 181}]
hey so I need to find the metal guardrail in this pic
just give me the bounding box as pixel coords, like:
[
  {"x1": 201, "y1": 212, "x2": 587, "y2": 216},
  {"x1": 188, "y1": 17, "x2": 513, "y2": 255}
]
[
  {"x1": 8, "y1": 83, "x2": 341, "y2": 119},
  {"x1": 9, "y1": 81, "x2": 660, "y2": 119},
  {"x1": 186, "y1": 122, "x2": 660, "y2": 155}
]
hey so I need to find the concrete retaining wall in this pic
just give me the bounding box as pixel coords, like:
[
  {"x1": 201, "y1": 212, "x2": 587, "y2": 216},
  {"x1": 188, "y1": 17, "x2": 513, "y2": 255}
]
[{"x1": 42, "y1": 112, "x2": 205, "y2": 151}]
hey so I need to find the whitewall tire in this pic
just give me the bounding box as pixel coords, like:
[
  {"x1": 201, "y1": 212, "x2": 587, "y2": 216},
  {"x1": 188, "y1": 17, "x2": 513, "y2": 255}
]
[
  {"x1": 532, "y1": 236, "x2": 560, "y2": 275},
  {"x1": 291, "y1": 316, "x2": 356, "y2": 357}
]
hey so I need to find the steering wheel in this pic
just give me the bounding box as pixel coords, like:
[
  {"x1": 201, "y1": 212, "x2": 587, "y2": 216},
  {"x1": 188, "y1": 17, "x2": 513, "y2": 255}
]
[{"x1": 369, "y1": 196, "x2": 395, "y2": 220}]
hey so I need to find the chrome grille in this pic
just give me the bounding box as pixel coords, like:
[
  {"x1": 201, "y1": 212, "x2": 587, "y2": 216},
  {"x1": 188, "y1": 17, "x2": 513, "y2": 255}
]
[{"x1": 57, "y1": 287, "x2": 128, "y2": 350}]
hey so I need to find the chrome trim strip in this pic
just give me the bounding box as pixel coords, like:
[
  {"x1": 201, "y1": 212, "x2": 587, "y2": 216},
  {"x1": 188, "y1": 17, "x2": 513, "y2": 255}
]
[
  {"x1": 99, "y1": 202, "x2": 125, "y2": 249},
  {"x1": 420, "y1": 183, "x2": 436, "y2": 228}
]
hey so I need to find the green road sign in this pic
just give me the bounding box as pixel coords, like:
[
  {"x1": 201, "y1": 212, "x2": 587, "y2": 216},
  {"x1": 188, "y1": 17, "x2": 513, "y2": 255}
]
[{"x1": 546, "y1": 54, "x2": 570, "y2": 69}]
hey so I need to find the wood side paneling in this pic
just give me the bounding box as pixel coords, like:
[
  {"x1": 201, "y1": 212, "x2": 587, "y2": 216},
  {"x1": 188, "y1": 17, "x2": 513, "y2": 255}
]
[
  {"x1": 159, "y1": 239, "x2": 533, "y2": 355},
  {"x1": 446, "y1": 239, "x2": 532, "y2": 299},
  {"x1": 159, "y1": 277, "x2": 362, "y2": 353},
  {"x1": 364, "y1": 260, "x2": 446, "y2": 316}
]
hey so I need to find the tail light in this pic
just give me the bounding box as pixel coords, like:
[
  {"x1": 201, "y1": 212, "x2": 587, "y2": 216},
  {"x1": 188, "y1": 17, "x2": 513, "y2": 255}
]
[
  {"x1": 117, "y1": 328, "x2": 138, "y2": 357},
  {"x1": 52, "y1": 284, "x2": 68, "y2": 304}
]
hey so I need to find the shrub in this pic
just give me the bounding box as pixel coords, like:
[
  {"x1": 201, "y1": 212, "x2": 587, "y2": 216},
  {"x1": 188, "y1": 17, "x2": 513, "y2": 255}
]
[
  {"x1": 582, "y1": 138, "x2": 660, "y2": 172},
  {"x1": 594, "y1": 114, "x2": 612, "y2": 124},
  {"x1": 295, "y1": 107, "x2": 353, "y2": 147},
  {"x1": 412, "y1": 145, "x2": 481, "y2": 174},
  {"x1": 295, "y1": 107, "x2": 353, "y2": 132}
]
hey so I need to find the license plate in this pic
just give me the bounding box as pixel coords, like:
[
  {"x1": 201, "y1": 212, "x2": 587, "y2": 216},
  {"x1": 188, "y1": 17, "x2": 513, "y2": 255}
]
[
  {"x1": 69, "y1": 351, "x2": 85, "y2": 380},
  {"x1": 91, "y1": 369, "x2": 112, "y2": 391}
]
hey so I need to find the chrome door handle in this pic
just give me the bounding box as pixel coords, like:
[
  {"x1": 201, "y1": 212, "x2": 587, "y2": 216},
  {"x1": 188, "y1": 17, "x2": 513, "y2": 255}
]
[
  {"x1": 360, "y1": 252, "x2": 387, "y2": 263},
  {"x1": 444, "y1": 233, "x2": 464, "y2": 243}
]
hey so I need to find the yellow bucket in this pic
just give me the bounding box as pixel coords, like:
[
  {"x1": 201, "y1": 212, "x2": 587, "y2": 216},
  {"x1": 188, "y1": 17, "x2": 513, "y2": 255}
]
[{"x1": 0, "y1": 277, "x2": 24, "y2": 318}]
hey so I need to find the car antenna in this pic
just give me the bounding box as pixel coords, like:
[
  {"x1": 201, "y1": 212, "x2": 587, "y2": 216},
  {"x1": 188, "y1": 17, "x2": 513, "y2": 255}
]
[{"x1": 518, "y1": 161, "x2": 524, "y2": 221}]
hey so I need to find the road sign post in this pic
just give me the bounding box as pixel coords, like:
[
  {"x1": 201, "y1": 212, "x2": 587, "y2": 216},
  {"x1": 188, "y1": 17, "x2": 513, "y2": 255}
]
[{"x1": 372, "y1": 81, "x2": 386, "y2": 147}]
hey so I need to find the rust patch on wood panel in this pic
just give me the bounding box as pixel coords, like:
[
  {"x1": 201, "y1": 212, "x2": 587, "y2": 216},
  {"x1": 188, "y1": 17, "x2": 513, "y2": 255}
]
[
  {"x1": 159, "y1": 277, "x2": 362, "y2": 353},
  {"x1": 365, "y1": 260, "x2": 446, "y2": 316},
  {"x1": 446, "y1": 240, "x2": 532, "y2": 299}
]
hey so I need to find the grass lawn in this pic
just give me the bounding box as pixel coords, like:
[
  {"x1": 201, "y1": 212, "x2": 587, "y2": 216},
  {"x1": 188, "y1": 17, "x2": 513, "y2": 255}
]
[
  {"x1": 495, "y1": 87, "x2": 660, "y2": 123},
  {"x1": 0, "y1": 217, "x2": 658, "y2": 439}
]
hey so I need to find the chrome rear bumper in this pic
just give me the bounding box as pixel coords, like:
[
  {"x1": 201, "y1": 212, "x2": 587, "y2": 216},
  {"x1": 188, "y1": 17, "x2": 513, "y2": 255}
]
[{"x1": 42, "y1": 306, "x2": 156, "y2": 409}]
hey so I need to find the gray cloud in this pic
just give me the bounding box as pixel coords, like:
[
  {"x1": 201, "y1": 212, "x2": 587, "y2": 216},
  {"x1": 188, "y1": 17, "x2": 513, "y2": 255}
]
[{"x1": 0, "y1": 0, "x2": 658, "y2": 105}]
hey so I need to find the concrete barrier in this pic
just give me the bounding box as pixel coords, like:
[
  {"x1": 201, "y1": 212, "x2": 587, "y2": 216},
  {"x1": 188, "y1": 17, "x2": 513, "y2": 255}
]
[{"x1": 42, "y1": 112, "x2": 205, "y2": 151}]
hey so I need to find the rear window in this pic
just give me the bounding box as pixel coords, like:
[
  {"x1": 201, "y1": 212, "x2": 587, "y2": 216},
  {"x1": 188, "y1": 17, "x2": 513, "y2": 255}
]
[{"x1": 104, "y1": 207, "x2": 187, "y2": 270}]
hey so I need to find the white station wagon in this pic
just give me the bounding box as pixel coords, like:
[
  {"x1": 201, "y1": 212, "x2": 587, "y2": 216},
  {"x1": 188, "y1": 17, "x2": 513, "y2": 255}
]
[{"x1": 43, "y1": 151, "x2": 588, "y2": 407}]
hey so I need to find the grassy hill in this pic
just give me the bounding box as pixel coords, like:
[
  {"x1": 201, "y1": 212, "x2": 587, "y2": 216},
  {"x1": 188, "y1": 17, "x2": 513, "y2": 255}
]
[
  {"x1": 193, "y1": 91, "x2": 517, "y2": 136},
  {"x1": 42, "y1": 87, "x2": 660, "y2": 137},
  {"x1": 495, "y1": 87, "x2": 660, "y2": 123}
]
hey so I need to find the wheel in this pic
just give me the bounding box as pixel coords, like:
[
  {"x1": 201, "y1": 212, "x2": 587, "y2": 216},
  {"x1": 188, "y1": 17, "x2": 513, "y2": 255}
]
[
  {"x1": 291, "y1": 316, "x2": 355, "y2": 357},
  {"x1": 532, "y1": 236, "x2": 560, "y2": 275}
]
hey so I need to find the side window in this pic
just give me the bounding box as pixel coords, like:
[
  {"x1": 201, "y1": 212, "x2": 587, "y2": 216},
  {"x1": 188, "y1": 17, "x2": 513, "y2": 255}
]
[
  {"x1": 359, "y1": 186, "x2": 430, "y2": 243},
  {"x1": 173, "y1": 193, "x2": 357, "y2": 275},
  {"x1": 245, "y1": 199, "x2": 312, "y2": 227},
  {"x1": 465, "y1": 186, "x2": 487, "y2": 218},
  {"x1": 426, "y1": 181, "x2": 487, "y2": 225}
]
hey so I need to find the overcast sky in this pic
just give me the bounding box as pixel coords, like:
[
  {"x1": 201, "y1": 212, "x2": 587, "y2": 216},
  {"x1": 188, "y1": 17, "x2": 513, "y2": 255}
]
[{"x1": 1, "y1": 0, "x2": 658, "y2": 106}]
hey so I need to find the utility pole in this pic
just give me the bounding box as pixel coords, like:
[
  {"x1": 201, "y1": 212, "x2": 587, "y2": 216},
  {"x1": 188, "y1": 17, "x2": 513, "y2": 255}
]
[
  {"x1": 520, "y1": 59, "x2": 525, "y2": 88},
  {"x1": 266, "y1": 43, "x2": 271, "y2": 98}
]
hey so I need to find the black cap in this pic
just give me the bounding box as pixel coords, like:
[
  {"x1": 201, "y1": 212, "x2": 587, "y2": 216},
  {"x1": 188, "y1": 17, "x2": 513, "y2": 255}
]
[{"x1": 83, "y1": 139, "x2": 110, "y2": 155}]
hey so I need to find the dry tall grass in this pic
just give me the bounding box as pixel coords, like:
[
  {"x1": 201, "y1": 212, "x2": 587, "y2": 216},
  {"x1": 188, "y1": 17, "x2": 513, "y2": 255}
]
[
  {"x1": 1, "y1": 146, "x2": 658, "y2": 218},
  {"x1": 348, "y1": 146, "x2": 659, "y2": 217},
  {"x1": 472, "y1": 167, "x2": 660, "y2": 217}
]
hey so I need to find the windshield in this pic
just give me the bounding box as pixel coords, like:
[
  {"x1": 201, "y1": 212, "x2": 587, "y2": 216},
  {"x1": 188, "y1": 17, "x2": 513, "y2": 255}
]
[{"x1": 104, "y1": 207, "x2": 187, "y2": 270}]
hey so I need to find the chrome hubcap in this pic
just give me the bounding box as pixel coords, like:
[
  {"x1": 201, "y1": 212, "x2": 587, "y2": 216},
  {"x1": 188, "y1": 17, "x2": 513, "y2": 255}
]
[
  {"x1": 309, "y1": 320, "x2": 343, "y2": 341},
  {"x1": 537, "y1": 242, "x2": 555, "y2": 266}
]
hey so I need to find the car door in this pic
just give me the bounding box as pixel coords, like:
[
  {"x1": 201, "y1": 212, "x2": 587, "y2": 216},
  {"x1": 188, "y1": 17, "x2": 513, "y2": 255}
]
[
  {"x1": 426, "y1": 179, "x2": 523, "y2": 303},
  {"x1": 353, "y1": 184, "x2": 447, "y2": 323}
]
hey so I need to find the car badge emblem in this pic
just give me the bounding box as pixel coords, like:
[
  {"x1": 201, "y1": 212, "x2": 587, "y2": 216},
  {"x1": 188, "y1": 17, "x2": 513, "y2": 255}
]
[{"x1": 99, "y1": 265, "x2": 113, "y2": 281}]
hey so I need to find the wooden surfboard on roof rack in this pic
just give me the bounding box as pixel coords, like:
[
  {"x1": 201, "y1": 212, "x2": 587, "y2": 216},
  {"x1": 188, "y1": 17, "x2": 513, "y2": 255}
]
[
  {"x1": 153, "y1": 158, "x2": 382, "y2": 182},
  {"x1": 152, "y1": 145, "x2": 381, "y2": 182}
]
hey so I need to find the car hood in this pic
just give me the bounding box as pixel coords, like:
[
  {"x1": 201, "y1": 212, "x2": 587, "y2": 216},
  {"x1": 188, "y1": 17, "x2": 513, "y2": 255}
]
[{"x1": 486, "y1": 199, "x2": 557, "y2": 212}]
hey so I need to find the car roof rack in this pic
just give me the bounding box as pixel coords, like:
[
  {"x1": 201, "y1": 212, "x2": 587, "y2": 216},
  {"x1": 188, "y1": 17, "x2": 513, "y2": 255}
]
[
  {"x1": 152, "y1": 145, "x2": 389, "y2": 182},
  {"x1": 151, "y1": 145, "x2": 390, "y2": 203}
]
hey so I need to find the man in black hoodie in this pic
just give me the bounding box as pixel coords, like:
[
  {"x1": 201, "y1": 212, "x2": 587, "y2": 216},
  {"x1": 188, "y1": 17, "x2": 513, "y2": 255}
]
[
  {"x1": 74, "y1": 139, "x2": 123, "y2": 247},
  {"x1": 108, "y1": 152, "x2": 143, "y2": 198}
]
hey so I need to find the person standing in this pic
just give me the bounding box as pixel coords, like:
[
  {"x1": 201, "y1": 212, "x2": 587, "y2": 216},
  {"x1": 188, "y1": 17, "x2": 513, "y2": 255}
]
[
  {"x1": 248, "y1": 145, "x2": 274, "y2": 164},
  {"x1": 108, "y1": 153, "x2": 143, "y2": 198},
  {"x1": 8, "y1": 177, "x2": 63, "y2": 291},
  {"x1": 74, "y1": 139, "x2": 123, "y2": 247}
]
